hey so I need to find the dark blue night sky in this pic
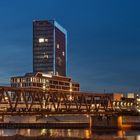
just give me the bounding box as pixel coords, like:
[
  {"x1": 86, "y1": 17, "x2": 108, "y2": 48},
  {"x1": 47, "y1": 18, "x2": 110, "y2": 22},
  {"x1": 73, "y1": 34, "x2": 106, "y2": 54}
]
[{"x1": 0, "y1": 0, "x2": 140, "y2": 93}]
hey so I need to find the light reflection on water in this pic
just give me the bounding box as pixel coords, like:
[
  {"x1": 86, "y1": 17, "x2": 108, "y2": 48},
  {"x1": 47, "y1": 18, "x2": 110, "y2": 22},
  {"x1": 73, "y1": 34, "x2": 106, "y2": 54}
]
[{"x1": 0, "y1": 129, "x2": 139, "y2": 139}]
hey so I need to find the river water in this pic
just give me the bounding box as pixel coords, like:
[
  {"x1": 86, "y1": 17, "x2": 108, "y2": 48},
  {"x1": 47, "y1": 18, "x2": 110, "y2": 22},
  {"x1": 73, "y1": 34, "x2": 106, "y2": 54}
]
[{"x1": 0, "y1": 129, "x2": 139, "y2": 139}]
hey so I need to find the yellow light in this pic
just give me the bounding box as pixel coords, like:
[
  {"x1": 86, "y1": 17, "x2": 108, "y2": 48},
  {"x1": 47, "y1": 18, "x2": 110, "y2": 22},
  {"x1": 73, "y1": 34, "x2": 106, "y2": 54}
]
[
  {"x1": 85, "y1": 129, "x2": 91, "y2": 139},
  {"x1": 117, "y1": 130, "x2": 125, "y2": 138},
  {"x1": 117, "y1": 116, "x2": 123, "y2": 129},
  {"x1": 27, "y1": 129, "x2": 31, "y2": 136},
  {"x1": 41, "y1": 129, "x2": 46, "y2": 135},
  {"x1": 5, "y1": 97, "x2": 8, "y2": 100},
  {"x1": 118, "y1": 116, "x2": 132, "y2": 129},
  {"x1": 43, "y1": 85, "x2": 45, "y2": 90},
  {"x1": 69, "y1": 95, "x2": 72, "y2": 101}
]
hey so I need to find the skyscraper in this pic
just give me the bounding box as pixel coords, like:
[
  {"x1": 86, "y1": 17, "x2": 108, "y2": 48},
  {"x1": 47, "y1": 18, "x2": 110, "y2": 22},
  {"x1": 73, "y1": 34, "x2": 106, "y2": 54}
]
[{"x1": 33, "y1": 20, "x2": 67, "y2": 76}]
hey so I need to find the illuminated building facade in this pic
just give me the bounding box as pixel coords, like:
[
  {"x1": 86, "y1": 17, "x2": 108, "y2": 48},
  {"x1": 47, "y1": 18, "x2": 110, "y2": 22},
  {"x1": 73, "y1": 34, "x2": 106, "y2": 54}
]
[
  {"x1": 11, "y1": 72, "x2": 80, "y2": 92},
  {"x1": 33, "y1": 20, "x2": 67, "y2": 76}
]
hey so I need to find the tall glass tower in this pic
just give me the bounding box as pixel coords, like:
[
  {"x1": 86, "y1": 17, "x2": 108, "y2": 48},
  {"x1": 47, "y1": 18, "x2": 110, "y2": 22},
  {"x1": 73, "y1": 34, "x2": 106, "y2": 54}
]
[{"x1": 33, "y1": 20, "x2": 67, "y2": 76}]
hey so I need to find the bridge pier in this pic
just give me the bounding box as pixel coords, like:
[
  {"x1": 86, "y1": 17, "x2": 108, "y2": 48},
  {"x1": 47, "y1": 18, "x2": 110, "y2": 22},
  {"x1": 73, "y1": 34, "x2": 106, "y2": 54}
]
[
  {"x1": 0, "y1": 115, "x2": 4, "y2": 122},
  {"x1": 90, "y1": 115, "x2": 122, "y2": 129}
]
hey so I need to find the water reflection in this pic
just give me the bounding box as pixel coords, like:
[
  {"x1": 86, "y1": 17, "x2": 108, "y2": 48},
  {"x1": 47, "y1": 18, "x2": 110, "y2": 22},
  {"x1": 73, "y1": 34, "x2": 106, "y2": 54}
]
[
  {"x1": 0, "y1": 129, "x2": 139, "y2": 139},
  {"x1": 117, "y1": 130, "x2": 126, "y2": 138}
]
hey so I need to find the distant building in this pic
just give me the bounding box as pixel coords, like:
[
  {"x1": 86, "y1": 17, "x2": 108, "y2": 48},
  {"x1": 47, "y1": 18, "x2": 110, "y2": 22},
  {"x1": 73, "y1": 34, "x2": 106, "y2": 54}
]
[
  {"x1": 112, "y1": 93, "x2": 123, "y2": 101},
  {"x1": 33, "y1": 20, "x2": 67, "y2": 76},
  {"x1": 11, "y1": 72, "x2": 80, "y2": 92},
  {"x1": 127, "y1": 93, "x2": 137, "y2": 99}
]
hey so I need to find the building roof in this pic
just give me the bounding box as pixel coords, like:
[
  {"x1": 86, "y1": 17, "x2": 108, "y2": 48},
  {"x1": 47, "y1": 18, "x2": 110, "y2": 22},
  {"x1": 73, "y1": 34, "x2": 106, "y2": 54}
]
[{"x1": 11, "y1": 72, "x2": 75, "y2": 82}]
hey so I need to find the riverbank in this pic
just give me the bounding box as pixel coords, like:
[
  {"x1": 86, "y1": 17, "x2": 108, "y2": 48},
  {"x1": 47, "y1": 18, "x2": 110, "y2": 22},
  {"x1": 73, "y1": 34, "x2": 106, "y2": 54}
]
[{"x1": 0, "y1": 135, "x2": 126, "y2": 140}]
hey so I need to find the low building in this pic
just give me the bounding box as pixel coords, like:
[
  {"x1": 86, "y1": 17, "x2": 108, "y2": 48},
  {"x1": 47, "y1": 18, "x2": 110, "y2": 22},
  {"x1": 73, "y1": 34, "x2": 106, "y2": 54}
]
[
  {"x1": 11, "y1": 72, "x2": 80, "y2": 92},
  {"x1": 112, "y1": 93, "x2": 123, "y2": 101},
  {"x1": 127, "y1": 93, "x2": 138, "y2": 99}
]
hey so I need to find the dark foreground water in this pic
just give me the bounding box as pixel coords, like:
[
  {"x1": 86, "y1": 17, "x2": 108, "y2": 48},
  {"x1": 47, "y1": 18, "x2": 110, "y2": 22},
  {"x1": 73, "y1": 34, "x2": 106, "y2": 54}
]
[{"x1": 0, "y1": 129, "x2": 139, "y2": 140}]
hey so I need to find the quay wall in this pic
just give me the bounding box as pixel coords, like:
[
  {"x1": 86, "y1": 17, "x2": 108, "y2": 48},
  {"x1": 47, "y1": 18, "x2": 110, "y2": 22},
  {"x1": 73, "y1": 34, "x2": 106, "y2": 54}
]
[
  {"x1": 91, "y1": 115, "x2": 140, "y2": 129},
  {"x1": 1, "y1": 115, "x2": 89, "y2": 123},
  {"x1": 0, "y1": 115, "x2": 139, "y2": 129}
]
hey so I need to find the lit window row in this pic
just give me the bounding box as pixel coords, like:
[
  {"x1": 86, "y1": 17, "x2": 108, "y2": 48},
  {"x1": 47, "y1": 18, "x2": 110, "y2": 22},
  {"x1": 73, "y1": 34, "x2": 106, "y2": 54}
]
[{"x1": 39, "y1": 38, "x2": 48, "y2": 43}]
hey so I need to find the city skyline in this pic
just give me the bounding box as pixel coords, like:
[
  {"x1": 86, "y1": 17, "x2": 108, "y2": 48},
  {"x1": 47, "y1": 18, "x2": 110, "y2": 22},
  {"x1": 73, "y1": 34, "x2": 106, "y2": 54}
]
[{"x1": 0, "y1": 0, "x2": 140, "y2": 93}]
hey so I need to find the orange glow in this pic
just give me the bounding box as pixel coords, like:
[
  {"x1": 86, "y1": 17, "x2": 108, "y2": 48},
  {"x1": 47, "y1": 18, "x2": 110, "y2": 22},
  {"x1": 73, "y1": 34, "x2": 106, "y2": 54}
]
[
  {"x1": 85, "y1": 129, "x2": 91, "y2": 139},
  {"x1": 117, "y1": 130, "x2": 125, "y2": 138},
  {"x1": 117, "y1": 116, "x2": 132, "y2": 130},
  {"x1": 117, "y1": 116, "x2": 123, "y2": 129}
]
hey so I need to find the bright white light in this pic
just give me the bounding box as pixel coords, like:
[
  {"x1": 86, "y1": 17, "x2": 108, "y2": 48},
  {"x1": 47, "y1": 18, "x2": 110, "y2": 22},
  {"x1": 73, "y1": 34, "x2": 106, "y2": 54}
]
[
  {"x1": 5, "y1": 97, "x2": 8, "y2": 100},
  {"x1": 96, "y1": 104, "x2": 99, "y2": 107},
  {"x1": 43, "y1": 85, "x2": 45, "y2": 90},
  {"x1": 44, "y1": 55, "x2": 48, "y2": 59},
  {"x1": 57, "y1": 44, "x2": 60, "y2": 49},
  {"x1": 124, "y1": 102, "x2": 126, "y2": 106},
  {"x1": 39, "y1": 38, "x2": 45, "y2": 43},
  {"x1": 42, "y1": 74, "x2": 52, "y2": 78}
]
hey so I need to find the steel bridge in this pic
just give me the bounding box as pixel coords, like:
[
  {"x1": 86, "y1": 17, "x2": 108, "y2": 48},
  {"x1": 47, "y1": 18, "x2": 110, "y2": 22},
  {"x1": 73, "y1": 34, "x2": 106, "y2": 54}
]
[{"x1": 0, "y1": 86, "x2": 139, "y2": 115}]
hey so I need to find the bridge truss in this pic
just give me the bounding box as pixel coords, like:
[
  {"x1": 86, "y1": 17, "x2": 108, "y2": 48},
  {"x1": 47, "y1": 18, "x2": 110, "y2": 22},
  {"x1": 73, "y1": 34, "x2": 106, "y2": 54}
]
[{"x1": 0, "y1": 86, "x2": 139, "y2": 115}]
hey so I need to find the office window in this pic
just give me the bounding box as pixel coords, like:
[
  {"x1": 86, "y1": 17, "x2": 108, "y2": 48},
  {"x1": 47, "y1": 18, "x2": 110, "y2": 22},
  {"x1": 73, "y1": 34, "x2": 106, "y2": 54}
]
[
  {"x1": 39, "y1": 38, "x2": 44, "y2": 43},
  {"x1": 57, "y1": 44, "x2": 60, "y2": 49}
]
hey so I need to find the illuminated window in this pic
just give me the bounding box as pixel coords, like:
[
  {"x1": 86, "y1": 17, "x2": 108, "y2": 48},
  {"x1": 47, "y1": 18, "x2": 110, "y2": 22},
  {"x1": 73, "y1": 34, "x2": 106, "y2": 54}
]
[
  {"x1": 44, "y1": 55, "x2": 48, "y2": 59},
  {"x1": 62, "y1": 52, "x2": 65, "y2": 56},
  {"x1": 17, "y1": 78, "x2": 20, "y2": 83},
  {"x1": 39, "y1": 38, "x2": 44, "y2": 43},
  {"x1": 22, "y1": 79, "x2": 26, "y2": 82},
  {"x1": 43, "y1": 52, "x2": 48, "y2": 59},
  {"x1": 44, "y1": 38, "x2": 48, "y2": 42},
  {"x1": 57, "y1": 44, "x2": 60, "y2": 49}
]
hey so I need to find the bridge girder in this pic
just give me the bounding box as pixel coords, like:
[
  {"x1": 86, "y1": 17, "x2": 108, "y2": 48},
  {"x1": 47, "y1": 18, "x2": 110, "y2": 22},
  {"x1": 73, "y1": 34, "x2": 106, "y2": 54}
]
[{"x1": 0, "y1": 86, "x2": 138, "y2": 115}]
